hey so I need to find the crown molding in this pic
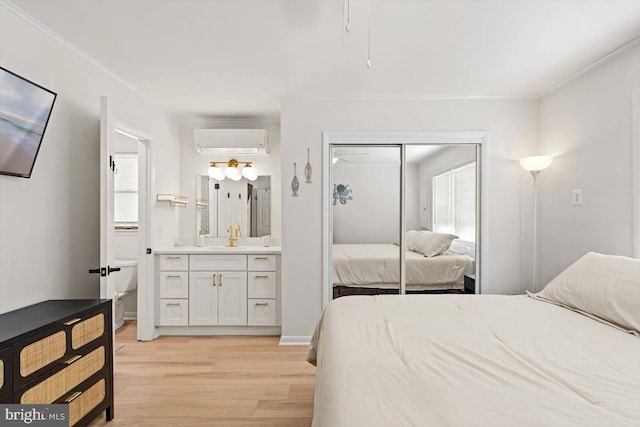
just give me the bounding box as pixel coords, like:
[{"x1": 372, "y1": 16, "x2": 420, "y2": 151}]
[
  {"x1": 538, "y1": 35, "x2": 640, "y2": 98},
  {"x1": 0, "y1": 0, "x2": 163, "y2": 110},
  {"x1": 176, "y1": 115, "x2": 280, "y2": 124},
  {"x1": 281, "y1": 93, "x2": 539, "y2": 101}
]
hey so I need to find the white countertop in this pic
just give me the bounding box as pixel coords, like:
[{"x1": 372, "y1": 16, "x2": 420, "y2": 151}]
[{"x1": 154, "y1": 246, "x2": 281, "y2": 255}]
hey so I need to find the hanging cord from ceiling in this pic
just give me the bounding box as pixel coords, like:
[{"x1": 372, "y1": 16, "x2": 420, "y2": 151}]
[
  {"x1": 367, "y1": 0, "x2": 372, "y2": 68},
  {"x1": 342, "y1": 0, "x2": 372, "y2": 69}
]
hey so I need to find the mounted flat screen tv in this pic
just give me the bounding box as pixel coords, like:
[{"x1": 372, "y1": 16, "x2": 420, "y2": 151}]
[{"x1": 0, "y1": 67, "x2": 57, "y2": 178}]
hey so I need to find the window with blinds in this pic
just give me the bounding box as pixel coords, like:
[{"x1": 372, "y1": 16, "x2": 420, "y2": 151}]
[
  {"x1": 432, "y1": 162, "x2": 476, "y2": 242},
  {"x1": 114, "y1": 154, "x2": 138, "y2": 229}
]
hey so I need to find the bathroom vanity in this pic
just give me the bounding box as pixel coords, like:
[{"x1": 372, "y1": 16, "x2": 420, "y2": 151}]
[{"x1": 154, "y1": 246, "x2": 281, "y2": 336}]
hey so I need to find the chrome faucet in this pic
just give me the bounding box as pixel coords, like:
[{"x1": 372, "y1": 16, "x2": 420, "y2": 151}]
[{"x1": 227, "y1": 224, "x2": 241, "y2": 247}]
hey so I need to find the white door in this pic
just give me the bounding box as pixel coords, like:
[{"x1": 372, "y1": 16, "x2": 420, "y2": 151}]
[
  {"x1": 189, "y1": 272, "x2": 218, "y2": 325},
  {"x1": 218, "y1": 271, "x2": 247, "y2": 325},
  {"x1": 257, "y1": 189, "x2": 271, "y2": 237},
  {"x1": 99, "y1": 96, "x2": 116, "y2": 300}
]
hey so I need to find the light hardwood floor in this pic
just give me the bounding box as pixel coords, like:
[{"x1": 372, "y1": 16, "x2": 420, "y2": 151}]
[{"x1": 89, "y1": 322, "x2": 315, "y2": 426}]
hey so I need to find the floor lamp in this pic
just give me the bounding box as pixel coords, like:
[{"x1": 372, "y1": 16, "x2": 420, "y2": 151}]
[{"x1": 519, "y1": 155, "x2": 553, "y2": 293}]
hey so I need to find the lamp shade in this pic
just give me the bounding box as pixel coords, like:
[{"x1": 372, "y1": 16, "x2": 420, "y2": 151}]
[
  {"x1": 241, "y1": 164, "x2": 258, "y2": 181},
  {"x1": 208, "y1": 164, "x2": 225, "y2": 180},
  {"x1": 519, "y1": 155, "x2": 553, "y2": 172}
]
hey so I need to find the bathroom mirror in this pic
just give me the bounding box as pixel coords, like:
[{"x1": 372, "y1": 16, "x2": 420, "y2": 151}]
[{"x1": 196, "y1": 175, "x2": 271, "y2": 237}]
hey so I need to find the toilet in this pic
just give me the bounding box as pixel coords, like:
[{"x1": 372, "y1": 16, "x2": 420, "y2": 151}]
[{"x1": 113, "y1": 259, "x2": 138, "y2": 330}]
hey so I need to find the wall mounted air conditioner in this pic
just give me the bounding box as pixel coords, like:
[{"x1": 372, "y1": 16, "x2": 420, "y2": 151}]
[{"x1": 194, "y1": 129, "x2": 269, "y2": 155}]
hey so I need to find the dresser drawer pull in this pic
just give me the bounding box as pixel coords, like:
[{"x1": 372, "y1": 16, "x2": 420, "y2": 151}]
[
  {"x1": 212, "y1": 274, "x2": 217, "y2": 287},
  {"x1": 254, "y1": 302, "x2": 269, "y2": 306},
  {"x1": 254, "y1": 275, "x2": 269, "y2": 278},
  {"x1": 219, "y1": 273, "x2": 223, "y2": 287},
  {"x1": 166, "y1": 275, "x2": 182, "y2": 279},
  {"x1": 63, "y1": 355, "x2": 82, "y2": 365},
  {"x1": 63, "y1": 391, "x2": 82, "y2": 403},
  {"x1": 64, "y1": 318, "x2": 82, "y2": 326},
  {"x1": 254, "y1": 257, "x2": 268, "y2": 260},
  {"x1": 166, "y1": 256, "x2": 182, "y2": 260},
  {"x1": 165, "y1": 303, "x2": 181, "y2": 306}
]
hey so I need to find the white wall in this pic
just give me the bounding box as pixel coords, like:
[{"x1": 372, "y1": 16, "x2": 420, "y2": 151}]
[
  {"x1": 0, "y1": 6, "x2": 181, "y2": 314},
  {"x1": 179, "y1": 120, "x2": 281, "y2": 241},
  {"x1": 418, "y1": 146, "x2": 477, "y2": 231},
  {"x1": 537, "y1": 44, "x2": 640, "y2": 285},
  {"x1": 332, "y1": 163, "x2": 400, "y2": 244},
  {"x1": 280, "y1": 98, "x2": 538, "y2": 338}
]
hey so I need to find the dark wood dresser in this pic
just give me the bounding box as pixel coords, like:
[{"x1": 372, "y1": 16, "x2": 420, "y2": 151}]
[{"x1": 0, "y1": 299, "x2": 114, "y2": 426}]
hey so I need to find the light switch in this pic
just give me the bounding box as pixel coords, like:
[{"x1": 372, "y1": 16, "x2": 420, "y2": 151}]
[{"x1": 572, "y1": 189, "x2": 583, "y2": 205}]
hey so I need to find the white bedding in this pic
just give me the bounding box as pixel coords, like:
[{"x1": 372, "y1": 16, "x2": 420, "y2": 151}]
[
  {"x1": 333, "y1": 244, "x2": 475, "y2": 290},
  {"x1": 308, "y1": 295, "x2": 640, "y2": 427}
]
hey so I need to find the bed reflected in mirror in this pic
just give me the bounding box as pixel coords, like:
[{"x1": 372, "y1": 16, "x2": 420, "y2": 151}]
[{"x1": 331, "y1": 144, "x2": 477, "y2": 299}]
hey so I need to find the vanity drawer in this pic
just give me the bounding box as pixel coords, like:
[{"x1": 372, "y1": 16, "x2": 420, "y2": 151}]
[
  {"x1": 158, "y1": 299, "x2": 189, "y2": 326},
  {"x1": 190, "y1": 254, "x2": 247, "y2": 271},
  {"x1": 248, "y1": 272, "x2": 277, "y2": 299},
  {"x1": 159, "y1": 272, "x2": 189, "y2": 298},
  {"x1": 0, "y1": 347, "x2": 11, "y2": 400},
  {"x1": 247, "y1": 299, "x2": 277, "y2": 326},
  {"x1": 247, "y1": 254, "x2": 276, "y2": 271},
  {"x1": 160, "y1": 255, "x2": 189, "y2": 271}
]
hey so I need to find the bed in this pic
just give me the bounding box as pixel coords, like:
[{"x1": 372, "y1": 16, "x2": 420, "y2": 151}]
[
  {"x1": 333, "y1": 243, "x2": 475, "y2": 297},
  {"x1": 310, "y1": 252, "x2": 640, "y2": 427}
]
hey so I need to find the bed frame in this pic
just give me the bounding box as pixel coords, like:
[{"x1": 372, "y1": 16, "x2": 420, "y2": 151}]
[{"x1": 333, "y1": 285, "x2": 472, "y2": 299}]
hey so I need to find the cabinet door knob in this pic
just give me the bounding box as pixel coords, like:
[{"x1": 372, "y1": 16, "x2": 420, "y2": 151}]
[
  {"x1": 212, "y1": 274, "x2": 217, "y2": 287},
  {"x1": 219, "y1": 273, "x2": 223, "y2": 287}
]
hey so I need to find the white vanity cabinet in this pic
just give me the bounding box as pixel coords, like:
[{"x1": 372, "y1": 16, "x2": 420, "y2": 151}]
[
  {"x1": 155, "y1": 249, "x2": 280, "y2": 335},
  {"x1": 247, "y1": 255, "x2": 278, "y2": 326},
  {"x1": 189, "y1": 255, "x2": 248, "y2": 326},
  {"x1": 158, "y1": 255, "x2": 189, "y2": 326}
]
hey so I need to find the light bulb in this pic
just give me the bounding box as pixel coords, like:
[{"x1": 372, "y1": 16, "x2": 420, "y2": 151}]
[
  {"x1": 225, "y1": 165, "x2": 242, "y2": 181},
  {"x1": 208, "y1": 165, "x2": 225, "y2": 180},
  {"x1": 242, "y1": 165, "x2": 258, "y2": 181}
]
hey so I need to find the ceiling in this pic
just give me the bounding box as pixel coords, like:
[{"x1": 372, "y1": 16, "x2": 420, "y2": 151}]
[{"x1": 10, "y1": 0, "x2": 640, "y2": 119}]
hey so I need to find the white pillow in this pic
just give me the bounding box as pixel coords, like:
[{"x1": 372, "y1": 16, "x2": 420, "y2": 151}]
[
  {"x1": 407, "y1": 230, "x2": 458, "y2": 257},
  {"x1": 535, "y1": 252, "x2": 640, "y2": 334}
]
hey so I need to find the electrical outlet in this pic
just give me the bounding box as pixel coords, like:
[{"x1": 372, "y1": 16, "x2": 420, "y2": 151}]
[{"x1": 572, "y1": 189, "x2": 583, "y2": 206}]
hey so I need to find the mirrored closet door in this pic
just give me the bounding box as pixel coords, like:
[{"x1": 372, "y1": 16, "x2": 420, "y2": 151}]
[
  {"x1": 331, "y1": 146, "x2": 401, "y2": 298},
  {"x1": 328, "y1": 142, "x2": 479, "y2": 301}
]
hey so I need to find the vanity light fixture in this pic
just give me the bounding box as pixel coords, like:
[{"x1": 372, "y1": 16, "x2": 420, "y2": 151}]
[{"x1": 208, "y1": 159, "x2": 258, "y2": 182}]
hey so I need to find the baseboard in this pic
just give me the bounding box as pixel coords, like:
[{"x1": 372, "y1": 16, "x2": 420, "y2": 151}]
[
  {"x1": 158, "y1": 326, "x2": 281, "y2": 336},
  {"x1": 279, "y1": 336, "x2": 311, "y2": 346},
  {"x1": 124, "y1": 312, "x2": 137, "y2": 320}
]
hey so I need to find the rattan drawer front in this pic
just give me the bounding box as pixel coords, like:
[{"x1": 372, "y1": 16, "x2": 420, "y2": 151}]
[
  {"x1": 20, "y1": 331, "x2": 67, "y2": 377},
  {"x1": 68, "y1": 378, "x2": 105, "y2": 426},
  {"x1": 21, "y1": 346, "x2": 105, "y2": 404},
  {"x1": 71, "y1": 314, "x2": 105, "y2": 350}
]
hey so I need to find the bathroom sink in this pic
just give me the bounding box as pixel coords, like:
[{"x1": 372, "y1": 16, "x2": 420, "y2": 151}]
[{"x1": 205, "y1": 245, "x2": 244, "y2": 250}]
